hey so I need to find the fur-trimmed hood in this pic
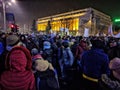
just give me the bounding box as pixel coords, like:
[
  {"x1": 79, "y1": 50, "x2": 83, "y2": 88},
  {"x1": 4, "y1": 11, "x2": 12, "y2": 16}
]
[{"x1": 35, "y1": 59, "x2": 54, "y2": 72}]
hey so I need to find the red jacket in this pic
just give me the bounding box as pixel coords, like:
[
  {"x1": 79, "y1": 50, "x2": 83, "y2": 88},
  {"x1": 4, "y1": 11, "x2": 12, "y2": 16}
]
[
  {"x1": 0, "y1": 46, "x2": 35, "y2": 90},
  {"x1": 75, "y1": 41, "x2": 87, "y2": 60}
]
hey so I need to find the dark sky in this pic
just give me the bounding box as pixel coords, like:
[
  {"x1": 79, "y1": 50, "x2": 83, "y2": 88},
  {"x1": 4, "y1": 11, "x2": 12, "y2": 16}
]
[{"x1": 2, "y1": 0, "x2": 120, "y2": 28}]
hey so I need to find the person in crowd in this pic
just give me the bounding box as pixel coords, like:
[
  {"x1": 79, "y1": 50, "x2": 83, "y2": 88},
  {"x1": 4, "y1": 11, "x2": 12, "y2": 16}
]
[
  {"x1": 0, "y1": 38, "x2": 4, "y2": 60},
  {"x1": 75, "y1": 39, "x2": 88, "y2": 62},
  {"x1": 0, "y1": 32, "x2": 6, "y2": 75},
  {"x1": 99, "y1": 38, "x2": 120, "y2": 90},
  {"x1": 56, "y1": 40, "x2": 64, "y2": 79},
  {"x1": 70, "y1": 38, "x2": 78, "y2": 56},
  {"x1": 33, "y1": 53, "x2": 59, "y2": 90},
  {"x1": 0, "y1": 34, "x2": 35, "y2": 90},
  {"x1": 31, "y1": 34, "x2": 40, "y2": 50},
  {"x1": 75, "y1": 39, "x2": 88, "y2": 75},
  {"x1": 31, "y1": 48, "x2": 40, "y2": 73},
  {"x1": 62, "y1": 41, "x2": 74, "y2": 77},
  {"x1": 80, "y1": 39, "x2": 110, "y2": 90},
  {"x1": 50, "y1": 39, "x2": 58, "y2": 69},
  {"x1": 42, "y1": 41, "x2": 53, "y2": 64},
  {"x1": 108, "y1": 39, "x2": 120, "y2": 60},
  {"x1": 109, "y1": 57, "x2": 120, "y2": 81},
  {"x1": 0, "y1": 32, "x2": 6, "y2": 48},
  {"x1": 26, "y1": 37, "x2": 39, "y2": 53},
  {"x1": 19, "y1": 34, "x2": 27, "y2": 47},
  {"x1": 99, "y1": 57, "x2": 120, "y2": 90}
]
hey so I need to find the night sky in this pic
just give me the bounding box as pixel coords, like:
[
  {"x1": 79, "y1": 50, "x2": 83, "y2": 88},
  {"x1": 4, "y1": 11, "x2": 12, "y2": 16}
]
[{"x1": 1, "y1": 0, "x2": 120, "y2": 29}]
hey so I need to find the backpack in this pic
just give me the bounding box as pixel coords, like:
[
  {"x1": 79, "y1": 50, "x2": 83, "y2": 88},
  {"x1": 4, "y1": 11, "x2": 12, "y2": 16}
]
[{"x1": 35, "y1": 69, "x2": 59, "y2": 90}]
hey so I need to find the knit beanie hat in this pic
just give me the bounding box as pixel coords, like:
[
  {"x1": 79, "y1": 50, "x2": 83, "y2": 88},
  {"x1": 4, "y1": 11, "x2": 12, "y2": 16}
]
[
  {"x1": 6, "y1": 35, "x2": 19, "y2": 46},
  {"x1": 31, "y1": 48, "x2": 39, "y2": 55},
  {"x1": 43, "y1": 41, "x2": 51, "y2": 50},
  {"x1": 32, "y1": 54, "x2": 43, "y2": 61}
]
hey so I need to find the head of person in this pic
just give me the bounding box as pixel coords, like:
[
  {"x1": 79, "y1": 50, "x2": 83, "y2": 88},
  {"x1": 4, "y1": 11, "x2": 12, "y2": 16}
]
[
  {"x1": 31, "y1": 54, "x2": 43, "y2": 71},
  {"x1": 20, "y1": 34, "x2": 26, "y2": 41},
  {"x1": 43, "y1": 41, "x2": 51, "y2": 50},
  {"x1": 109, "y1": 40, "x2": 117, "y2": 48},
  {"x1": 91, "y1": 39, "x2": 104, "y2": 49},
  {"x1": 80, "y1": 39, "x2": 87, "y2": 47},
  {"x1": 33, "y1": 54, "x2": 54, "y2": 72},
  {"x1": 6, "y1": 34, "x2": 20, "y2": 46},
  {"x1": 0, "y1": 32, "x2": 6, "y2": 39},
  {"x1": 31, "y1": 48, "x2": 39, "y2": 56},
  {"x1": 62, "y1": 41, "x2": 69, "y2": 48},
  {"x1": 109, "y1": 57, "x2": 120, "y2": 80},
  {"x1": 56, "y1": 41, "x2": 62, "y2": 48},
  {"x1": 5, "y1": 34, "x2": 32, "y2": 71},
  {"x1": 6, "y1": 34, "x2": 20, "y2": 51}
]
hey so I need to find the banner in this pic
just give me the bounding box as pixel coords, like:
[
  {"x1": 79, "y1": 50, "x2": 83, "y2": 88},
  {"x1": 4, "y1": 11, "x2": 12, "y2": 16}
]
[
  {"x1": 83, "y1": 27, "x2": 89, "y2": 37},
  {"x1": 65, "y1": 28, "x2": 69, "y2": 32},
  {"x1": 108, "y1": 24, "x2": 113, "y2": 36},
  {"x1": 65, "y1": 28, "x2": 69, "y2": 35},
  {"x1": 60, "y1": 27, "x2": 64, "y2": 32},
  {"x1": 6, "y1": 13, "x2": 15, "y2": 24},
  {"x1": 113, "y1": 33, "x2": 120, "y2": 38}
]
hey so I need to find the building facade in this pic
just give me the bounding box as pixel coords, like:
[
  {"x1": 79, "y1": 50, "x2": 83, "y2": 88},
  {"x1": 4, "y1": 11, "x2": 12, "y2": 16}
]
[{"x1": 37, "y1": 8, "x2": 111, "y2": 36}]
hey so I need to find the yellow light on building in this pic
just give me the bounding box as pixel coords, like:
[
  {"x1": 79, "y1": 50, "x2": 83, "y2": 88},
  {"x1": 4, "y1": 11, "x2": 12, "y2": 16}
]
[
  {"x1": 73, "y1": 18, "x2": 79, "y2": 31},
  {"x1": 37, "y1": 8, "x2": 111, "y2": 35}
]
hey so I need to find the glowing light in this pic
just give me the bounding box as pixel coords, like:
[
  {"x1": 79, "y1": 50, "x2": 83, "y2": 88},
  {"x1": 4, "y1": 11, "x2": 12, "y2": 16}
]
[
  {"x1": 8, "y1": 2, "x2": 11, "y2": 6},
  {"x1": 115, "y1": 19, "x2": 120, "y2": 22},
  {"x1": 11, "y1": 0, "x2": 16, "y2": 3},
  {"x1": 11, "y1": 24, "x2": 14, "y2": 28}
]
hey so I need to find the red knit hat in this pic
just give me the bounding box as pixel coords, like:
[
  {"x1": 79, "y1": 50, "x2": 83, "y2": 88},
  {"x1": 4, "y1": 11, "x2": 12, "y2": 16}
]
[{"x1": 32, "y1": 54, "x2": 43, "y2": 61}]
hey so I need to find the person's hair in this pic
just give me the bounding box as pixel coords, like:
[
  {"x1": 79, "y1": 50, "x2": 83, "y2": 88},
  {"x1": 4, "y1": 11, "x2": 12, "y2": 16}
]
[
  {"x1": 62, "y1": 41, "x2": 69, "y2": 48},
  {"x1": 91, "y1": 39, "x2": 104, "y2": 49}
]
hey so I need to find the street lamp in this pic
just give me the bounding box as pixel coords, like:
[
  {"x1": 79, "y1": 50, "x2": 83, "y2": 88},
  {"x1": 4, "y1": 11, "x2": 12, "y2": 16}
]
[
  {"x1": 1, "y1": 0, "x2": 15, "y2": 32},
  {"x1": 1, "y1": 0, "x2": 6, "y2": 32},
  {"x1": 11, "y1": 0, "x2": 15, "y2": 3}
]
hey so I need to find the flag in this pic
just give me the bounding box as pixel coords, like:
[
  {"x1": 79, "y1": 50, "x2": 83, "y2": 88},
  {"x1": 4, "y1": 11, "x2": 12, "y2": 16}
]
[
  {"x1": 65, "y1": 28, "x2": 69, "y2": 35},
  {"x1": 83, "y1": 27, "x2": 89, "y2": 37},
  {"x1": 60, "y1": 27, "x2": 64, "y2": 32},
  {"x1": 65, "y1": 28, "x2": 69, "y2": 32},
  {"x1": 113, "y1": 32, "x2": 120, "y2": 38},
  {"x1": 108, "y1": 24, "x2": 114, "y2": 36}
]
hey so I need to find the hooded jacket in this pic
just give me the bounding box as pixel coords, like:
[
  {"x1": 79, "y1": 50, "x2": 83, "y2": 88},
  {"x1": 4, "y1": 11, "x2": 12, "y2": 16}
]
[{"x1": 0, "y1": 46, "x2": 35, "y2": 90}]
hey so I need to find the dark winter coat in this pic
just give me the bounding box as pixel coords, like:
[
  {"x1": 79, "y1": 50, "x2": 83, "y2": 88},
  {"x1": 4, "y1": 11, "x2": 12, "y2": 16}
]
[{"x1": 81, "y1": 48, "x2": 110, "y2": 79}]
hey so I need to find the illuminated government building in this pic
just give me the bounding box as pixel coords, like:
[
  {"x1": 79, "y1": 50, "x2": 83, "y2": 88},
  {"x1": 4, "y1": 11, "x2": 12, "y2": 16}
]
[{"x1": 37, "y1": 8, "x2": 111, "y2": 36}]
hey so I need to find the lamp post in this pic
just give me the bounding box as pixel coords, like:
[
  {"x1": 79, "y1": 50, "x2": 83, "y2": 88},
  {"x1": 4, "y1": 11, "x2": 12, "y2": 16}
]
[
  {"x1": 1, "y1": 0, "x2": 7, "y2": 32},
  {"x1": 1, "y1": 0, "x2": 15, "y2": 32}
]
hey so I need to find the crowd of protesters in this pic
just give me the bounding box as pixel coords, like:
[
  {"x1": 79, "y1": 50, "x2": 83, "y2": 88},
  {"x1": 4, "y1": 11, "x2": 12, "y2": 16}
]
[{"x1": 0, "y1": 31, "x2": 120, "y2": 90}]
